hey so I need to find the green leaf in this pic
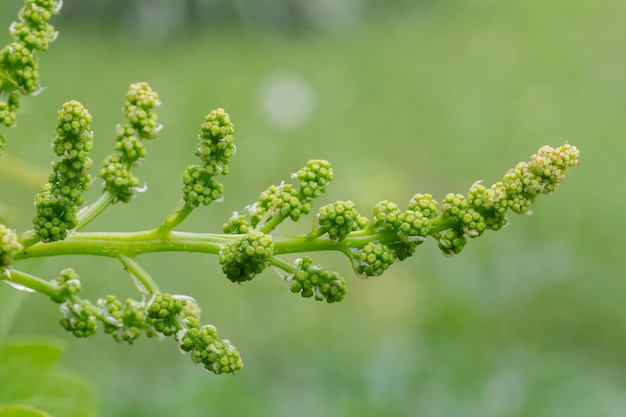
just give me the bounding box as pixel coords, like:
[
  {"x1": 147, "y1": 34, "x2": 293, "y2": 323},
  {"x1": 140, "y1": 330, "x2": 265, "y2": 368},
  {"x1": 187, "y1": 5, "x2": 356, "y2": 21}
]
[{"x1": 0, "y1": 338, "x2": 99, "y2": 417}]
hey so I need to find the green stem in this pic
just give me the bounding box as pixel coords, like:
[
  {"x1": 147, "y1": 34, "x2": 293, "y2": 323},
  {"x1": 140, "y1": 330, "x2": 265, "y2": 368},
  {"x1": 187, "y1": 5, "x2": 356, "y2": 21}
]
[
  {"x1": 14, "y1": 229, "x2": 401, "y2": 263},
  {"x1": 75, "y1": 191, "x2": 117, "y2": 231},
  {"x1": 268, "y1": 256, "x2": 297, "y2": 274},
  {"x1": 16, "y1": 229, "x2": 231, "y2": 259},
  {"x1": 118, "y1": 255, "x2": 161, "y2": 295},
  {"x1": 260, "y1": 211, "x2": 287, "y2": 234},
  {"x1": 14, "y1": 220, "x2": 450, "y2": 264},
  {"x1": 428, "y1": 216, "x2": 459, "y2": 234},
  {"x1": 156, "y1": 199, "x2": 195, "y2": 235},
  {"x1": 18, "y1": 230, "x2": 41, "y2": 249},
  {"x1": 1, "y1": 269, "x2": 64, "y2": 302}
]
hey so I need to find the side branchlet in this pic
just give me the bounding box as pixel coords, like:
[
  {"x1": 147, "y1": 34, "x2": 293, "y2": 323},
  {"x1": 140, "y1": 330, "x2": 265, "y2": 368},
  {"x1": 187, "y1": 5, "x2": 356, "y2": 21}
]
[
  {"x1": 99, "y1": 82, "x2": 161, "y2": 203},
  {"x1": 222, "y1": 158, "x2": 334, "y2": 235},
  {"x1": 182, "y1": 108, "x2": 234, "y2": 208},
  {"x1": 51, "y1": 268, "x2": 243, "y2": 374},
  {"x1": 0, "y1": 0, "x2": 60, "y2": 153},
  {"x1": 32, "y1": 101, "x2": 93, "y2": 242},
  {"x1": 286, "y1": 257, "x2": 346, "y2": 303},
  {"x1": 0, "y1": 224, "x2": 23, "y2": 270}
]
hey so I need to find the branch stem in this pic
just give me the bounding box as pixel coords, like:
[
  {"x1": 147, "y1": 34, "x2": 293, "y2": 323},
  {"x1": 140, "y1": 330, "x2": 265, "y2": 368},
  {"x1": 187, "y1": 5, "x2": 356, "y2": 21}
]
[
  {"x1": 156, "y1": 200, "x2": 195, "y2": 235},
  {"x1": 76, "y1": 191, "x2": 117, "y2": 231},
  {"x1": 118, "y1": 255, "x2": 161, "y2": 295},
  {"x1": 1, "y1": 269, "x2": 65, "y2": 302},
  {"x1": 14, "y1": 227, "x2": 411, "y2": 262}
]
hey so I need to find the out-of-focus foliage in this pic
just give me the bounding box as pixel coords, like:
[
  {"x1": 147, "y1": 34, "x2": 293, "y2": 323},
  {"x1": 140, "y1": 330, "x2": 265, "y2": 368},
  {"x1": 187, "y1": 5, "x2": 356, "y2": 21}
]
[
  {"x1": 52, "y1": 0, "x2": 420, "y2": 35},
  {"x1": 0, "y1": 0, "x2": 624, "y2": 416},
  {"x1": 0, "y1": 338, "x2": 98, "y2": 417}
]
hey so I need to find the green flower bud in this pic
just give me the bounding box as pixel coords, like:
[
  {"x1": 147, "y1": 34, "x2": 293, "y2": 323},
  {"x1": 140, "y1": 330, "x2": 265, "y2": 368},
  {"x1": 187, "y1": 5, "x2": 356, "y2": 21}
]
[
  {"x1": 467, "y1": 181, "x2": 508, "y2": 231},
  {"x1": 351, "y1": 241, "x2": 395, "y2": 277},
  {"x1": 98, "y1": 296, "x2": 148, "y2": 344},
  {"x1": 286, "y1": 257, "x2": 346, "y2": 303},
  {"x1": 252, "y1": 183, "x2": 303, "y2": 227},
  {"x1": 318, "y1": 200, "x2": 367, "y2": 241},
  {"x1": 182, "y1": 165, "x2": 224, "y2": 208},
  {"x1": 0, "y1": 224, "x2": 23, "y2": 268},
  {"x1": 441, "y1": 193, "x2": 488, "y2": 238},
  {"x1": 54, "y1": 267, "x2": 81, "y2": 297},
  {"x1": 99, "y1": 83, "x2": 161, "y2": 202},
  {"x1": 203, "y1": 340, "x2": 243, "y2": 375},
  {"x1": 0, "y1": 42, "x2": 39, "y2": 93},
  {"x1": 408, "y1": 193, "x2": 439, "y2": 217},
  {"x1": 114, "y1": 136, "x2": 146, "y2": 163},
  {"x1": 176, "y1": 324, "x2": 243, "y2": 375},
  {"x1": 293, "y1": 159, "x2": 333, "y2": 204},
  {"x1": 222, "y1": 212, "x2": 251, "y2": 234},
  {"x1": 197, "y1": 108, "x2": 235, "y2": 176},
  {"x1": 33, "y1": 101, "x2": 93, "y2": 241},
  {"x1": 59, "y1": 299, "x2": 98, "y2": 338},
  {"x1": 437, "y1": 228, "x2": 467, "y2": 256},
  {"x1": 0, "y1": 101, "x2": 17, "y2": 127},
  {"x1": 219, "y1": 231, "x2": 274, "y2": 283},
  {"x1": 146, "y1": 293, "x2": 186, "y2": 336},
  {"x1": 99, "y1": 157, "x2": 140, "y2": 203},
  {"x1": 123, "y1": 82, "x2": 161, "y2": 140},
  {"x1": 372, "y1": 200, "x2": 402, "y2": 230}
]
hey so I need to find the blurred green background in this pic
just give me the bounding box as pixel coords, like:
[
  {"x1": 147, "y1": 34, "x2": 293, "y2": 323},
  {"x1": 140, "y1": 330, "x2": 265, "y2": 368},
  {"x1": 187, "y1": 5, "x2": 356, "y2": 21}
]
[{"x1": 1, "y1": 0, "x2": 625, "y2": 415}]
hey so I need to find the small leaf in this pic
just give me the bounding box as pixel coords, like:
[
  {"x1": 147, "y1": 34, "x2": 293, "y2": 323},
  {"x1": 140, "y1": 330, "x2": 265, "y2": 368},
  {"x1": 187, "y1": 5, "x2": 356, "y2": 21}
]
[{"x1": 0, "y1": 338, "x2": 99, "y2": 417}]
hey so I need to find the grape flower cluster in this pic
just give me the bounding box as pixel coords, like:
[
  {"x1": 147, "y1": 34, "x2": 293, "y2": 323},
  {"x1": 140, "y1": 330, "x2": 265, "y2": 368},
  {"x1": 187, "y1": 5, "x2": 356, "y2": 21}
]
[
  {"x1": 285, "y1": 256, "x2": 347, "y2": 303},
  {"x1": 219, "y1": 230, "x2": 274, "y2": 283},
  {"x1": 0, "y1": 47, "x2": 581, "y2": 377},
  {"x1": 182, "y1": 108, "x2": 234, "y2": 208},
  {"x1": 99, "y1": 82, "x2": 162, "y2": 202},
  {"x1": 1, "y1": 81, "x2": 580, "y2": 374},
  {"x1": 52, "y1": 269, "x2": 242, "y2": 374},
  {"x1": 32, "y1": 101, "x2": 93, "y2": 242},
  {"x1": 223, "y1": 159, "x2": 333, "y2": 234},
  {"x1": 0, "y1": 0, "x2": 60, "y2": 153},
  {"x1": 0, "y1": 224, "x2": 23, "y2": 269},
  {"x1": 220, "y1": 158, "x2": 344, "y2": 295},
  {"x1": 314, "y1": 143, "x2": 581, "y2": 270},
  {"x1": 0, "y1": 0, "x2": 583, "y2": 379},
  {"x1": 317, "y1": 200, "x2": 369, "y2": 241}
]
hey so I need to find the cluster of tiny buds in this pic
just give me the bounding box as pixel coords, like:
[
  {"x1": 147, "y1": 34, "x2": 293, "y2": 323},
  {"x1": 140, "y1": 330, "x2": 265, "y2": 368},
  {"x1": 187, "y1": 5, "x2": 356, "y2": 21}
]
[
  {"x1": 10, "y1": 0, "x2": 61, "y2": 52},
  {"x1": 51, "y1": 272, "x2": 242, "y2": 374},
  {"x1": 0, "y1": 96, "x2": 18, "y2": 130},
  {"x1": 317, "y1": 200, "x2": 369, "y2": 241},
  {"x1": 0, "y1": 224, "x2": 23, "y2": 269},
  {"x1": 148, "y1": 294, "x2": 243, "y2": 374},
  {"x1": 99, "y1": 82, "x2": 161, "y2": 203},
  {"x1": 124, "y1": 82, "x2": 162, "y2": 140},
  {"x1": 218, "y1": 143, "x2": 579, "y2": 285},
  {"x1": 323, "y1": 194, "x2": 438, "y2": 275},
  {"x1": 222, "y1": 159, "x2": 334, "y2": 235},
  {"x1": 176, "y1": 322, "x2": 243, "y2": 374},
  {"x1": 286, "y1": 257, "x2": 346, "y2": 303},
  {"x1": 0, "y1": 0, "x2": 60, "y2": 153},
  {"x1": 219, "y1": 230, "x2": 274, "y2": 283},
  {"x1": 351, "y1": 242, "x2": 395, "y2": 277},
  {"x1": 182, "y1": 108, "x2": 234, "y2": 208},
  {"x1": 1, "y1": 0, "x2": 584, "y2": 379},
  {"x1": 54, "y1": 268, "x2": 145, "y2": 341},
  {"x1": 33, "y1": 101, "x2": 93, "y2": 242},
  {"x1": 312, "y1": 143, "x2": 580, "y2": 271}
]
